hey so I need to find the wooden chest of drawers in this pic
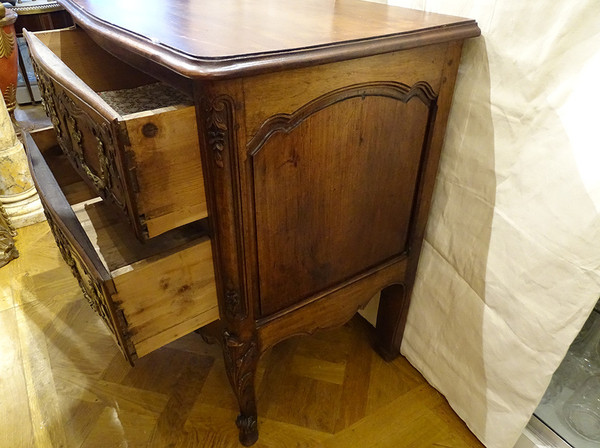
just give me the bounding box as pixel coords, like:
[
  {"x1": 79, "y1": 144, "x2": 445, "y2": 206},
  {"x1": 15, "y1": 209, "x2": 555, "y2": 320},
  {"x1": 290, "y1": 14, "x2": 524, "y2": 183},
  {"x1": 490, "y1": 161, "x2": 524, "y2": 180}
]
[{"x1": 25, "y1": 0, "x2": 480, "y2": 444}]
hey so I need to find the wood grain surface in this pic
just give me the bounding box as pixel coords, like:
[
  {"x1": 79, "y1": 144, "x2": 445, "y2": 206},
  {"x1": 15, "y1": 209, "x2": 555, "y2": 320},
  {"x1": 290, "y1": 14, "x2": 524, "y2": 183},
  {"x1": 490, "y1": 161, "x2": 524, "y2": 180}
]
[
  {"x1": 57, "y1": 0, "x2": 480, "y2": 79},
  {"x1": 0, "y1": 221, "x2": 484, "y2": 447},
  {"x1": 252, "y1": 93, "x2": 429, "y2": 315}
]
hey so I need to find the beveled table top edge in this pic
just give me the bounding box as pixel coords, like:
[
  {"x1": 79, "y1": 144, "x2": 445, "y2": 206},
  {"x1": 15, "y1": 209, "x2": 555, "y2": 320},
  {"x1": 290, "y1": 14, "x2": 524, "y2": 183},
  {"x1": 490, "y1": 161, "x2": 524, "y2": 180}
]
[{"x1": 58, "y1": 0, "x2": 480, "y2": 80}]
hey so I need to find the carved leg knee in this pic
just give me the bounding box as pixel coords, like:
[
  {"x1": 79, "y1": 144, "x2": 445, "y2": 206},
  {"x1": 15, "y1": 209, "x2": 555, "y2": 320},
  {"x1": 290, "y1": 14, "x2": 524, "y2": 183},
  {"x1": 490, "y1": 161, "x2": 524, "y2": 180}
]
[{"x1": 222, "y1": 331, "x2": 259, "y2": 446}]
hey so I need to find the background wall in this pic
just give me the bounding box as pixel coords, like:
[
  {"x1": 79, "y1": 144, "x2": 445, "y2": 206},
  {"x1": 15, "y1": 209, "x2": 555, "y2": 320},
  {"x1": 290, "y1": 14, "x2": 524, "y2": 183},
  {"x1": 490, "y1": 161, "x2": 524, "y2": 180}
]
[{"x1": 379, "y1": 1, "x2": 600, "y2": 447}]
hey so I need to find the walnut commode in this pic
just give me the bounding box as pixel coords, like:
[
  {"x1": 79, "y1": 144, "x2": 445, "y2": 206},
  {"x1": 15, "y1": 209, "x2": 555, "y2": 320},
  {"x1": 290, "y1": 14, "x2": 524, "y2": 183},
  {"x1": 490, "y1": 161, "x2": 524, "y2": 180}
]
[{"x1": 25, "y1": 1, "x2": 480, "y2": 445}]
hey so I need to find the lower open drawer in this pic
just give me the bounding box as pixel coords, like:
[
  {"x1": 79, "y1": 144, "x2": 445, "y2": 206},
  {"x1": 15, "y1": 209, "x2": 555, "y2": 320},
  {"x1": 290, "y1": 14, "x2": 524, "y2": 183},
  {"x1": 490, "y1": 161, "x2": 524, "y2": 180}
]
[{"x1": 25, "y1": 127, "x2": 219, "y2": 363}]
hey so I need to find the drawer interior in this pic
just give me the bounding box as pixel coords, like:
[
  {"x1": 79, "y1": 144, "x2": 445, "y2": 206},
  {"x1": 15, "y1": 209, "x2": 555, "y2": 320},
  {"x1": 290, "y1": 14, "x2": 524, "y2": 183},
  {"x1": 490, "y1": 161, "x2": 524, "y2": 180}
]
[
  {"x1": 27, "y1": 27, "x2": 207, "y2": 240},
  {"x1": 30, "y1": 127, "x2": 219, "y2": 359},
  {"x1": 31, "y1": 28, "x2": 191, "y2": 110},
  {"x1": 40, "y1": 140, "x2": 207, "y2": 275}
]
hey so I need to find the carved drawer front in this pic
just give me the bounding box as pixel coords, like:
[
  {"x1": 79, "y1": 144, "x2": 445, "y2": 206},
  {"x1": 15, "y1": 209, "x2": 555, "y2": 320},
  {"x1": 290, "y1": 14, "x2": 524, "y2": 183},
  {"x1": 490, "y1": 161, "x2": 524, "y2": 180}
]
[
  {"x1": 25, "y1": 128, "x2": 219, "y2": 364},
  {"x1": 24, "y1": 28, "x2": 207, "y2": 240}
]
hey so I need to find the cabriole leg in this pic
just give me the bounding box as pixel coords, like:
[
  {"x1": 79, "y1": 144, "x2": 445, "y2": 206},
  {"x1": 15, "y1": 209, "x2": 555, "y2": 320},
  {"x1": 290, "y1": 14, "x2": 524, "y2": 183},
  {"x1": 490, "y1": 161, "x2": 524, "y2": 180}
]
[{"x1": 222, "y1": 330, "x2": 260, "y2": 446}]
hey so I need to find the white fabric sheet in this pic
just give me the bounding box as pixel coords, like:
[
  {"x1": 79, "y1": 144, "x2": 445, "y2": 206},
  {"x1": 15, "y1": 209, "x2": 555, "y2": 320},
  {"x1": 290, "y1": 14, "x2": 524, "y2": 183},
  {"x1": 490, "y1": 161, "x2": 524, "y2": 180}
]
[{"x1": 364, "y1": 1, "x2": 600, "y2": 447}]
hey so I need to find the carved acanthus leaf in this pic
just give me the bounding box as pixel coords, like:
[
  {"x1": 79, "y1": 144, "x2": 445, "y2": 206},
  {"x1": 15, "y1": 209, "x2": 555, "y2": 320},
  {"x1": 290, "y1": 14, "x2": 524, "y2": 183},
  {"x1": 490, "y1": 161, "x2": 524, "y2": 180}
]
[
  {"x1": 222, "y1": 331, "x2": 258, "y2": 408},
  {"x1": 225, "y1": 288, "x2": 246, "y2": 321},
  {"x1": 0, "y1": 28, "x2": 15, "y2": 58},
  {"x1": 2, "y1": 83, "x2": 16, "y2": 111},
  {"x1": 204, "y1": 96, "x2": 235, "y2": 168}
]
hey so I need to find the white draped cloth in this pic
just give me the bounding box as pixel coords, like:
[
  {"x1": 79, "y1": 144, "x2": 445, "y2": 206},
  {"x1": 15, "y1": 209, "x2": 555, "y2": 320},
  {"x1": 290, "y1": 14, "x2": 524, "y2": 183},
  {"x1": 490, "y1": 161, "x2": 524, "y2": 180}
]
[{"x1": 363, "y1": 1, "x2": 600, "y2": 446}]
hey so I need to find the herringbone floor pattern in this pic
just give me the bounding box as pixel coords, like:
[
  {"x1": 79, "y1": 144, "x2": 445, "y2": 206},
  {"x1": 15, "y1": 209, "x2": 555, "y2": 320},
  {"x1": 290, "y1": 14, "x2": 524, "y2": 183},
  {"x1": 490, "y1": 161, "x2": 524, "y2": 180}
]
[{"x1": 0, "y1": 221, "x2": 484, "y2": 448}]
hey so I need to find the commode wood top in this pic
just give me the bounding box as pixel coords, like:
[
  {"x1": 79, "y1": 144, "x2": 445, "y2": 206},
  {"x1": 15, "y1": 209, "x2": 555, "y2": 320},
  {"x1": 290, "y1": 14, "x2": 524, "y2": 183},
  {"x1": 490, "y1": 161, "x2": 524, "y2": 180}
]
[{"x1": 57, "y1": 0, "x2": 479, "y2": 79}]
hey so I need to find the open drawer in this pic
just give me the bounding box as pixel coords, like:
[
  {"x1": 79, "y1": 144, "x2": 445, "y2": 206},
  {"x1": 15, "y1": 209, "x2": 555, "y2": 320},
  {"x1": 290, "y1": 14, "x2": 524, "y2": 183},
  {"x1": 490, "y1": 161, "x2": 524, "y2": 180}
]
[
  {"x1": 24, "y1": 27, "x2": 207, "y2": 240},
  {"x1": 25, "y1": 127, "x2": 219, "y2": 363}
]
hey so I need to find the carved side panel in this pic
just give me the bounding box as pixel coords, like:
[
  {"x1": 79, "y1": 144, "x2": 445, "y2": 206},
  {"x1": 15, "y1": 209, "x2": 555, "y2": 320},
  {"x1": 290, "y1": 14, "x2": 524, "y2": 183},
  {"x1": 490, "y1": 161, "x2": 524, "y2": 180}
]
[
  {"x1": 33, "y1": 63, "x2": 130, "y2": 217},
  {"x1": 249, "y1": 81, "x2": 438, "y2": 316},
  {"x1": 44, "y1": 210, "x2": 136, "y2": 361}
]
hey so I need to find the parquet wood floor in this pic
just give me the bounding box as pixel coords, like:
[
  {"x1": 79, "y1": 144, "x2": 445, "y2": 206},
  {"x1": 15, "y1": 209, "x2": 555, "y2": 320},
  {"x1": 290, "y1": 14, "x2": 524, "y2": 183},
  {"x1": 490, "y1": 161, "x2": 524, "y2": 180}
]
[{"x1": 0, "y1": 221, "x2": 484, "y2": 448}]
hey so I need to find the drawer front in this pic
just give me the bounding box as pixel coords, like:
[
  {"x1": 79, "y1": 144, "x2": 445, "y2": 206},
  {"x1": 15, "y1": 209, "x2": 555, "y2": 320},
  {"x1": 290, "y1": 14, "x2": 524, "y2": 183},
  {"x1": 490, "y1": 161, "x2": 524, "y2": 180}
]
[
  {"x1": 45, "y1": 209, "x2": 137, "y2": 361},
  {"x1": 25, "y1": 28, "x2": 139, "y2": 235},
  {"x1": 25, "y1": 129, "x2": 219, "y2": 363},
  {"x1": 24, "y1": 28, "x2": 208, "y2": 240}
]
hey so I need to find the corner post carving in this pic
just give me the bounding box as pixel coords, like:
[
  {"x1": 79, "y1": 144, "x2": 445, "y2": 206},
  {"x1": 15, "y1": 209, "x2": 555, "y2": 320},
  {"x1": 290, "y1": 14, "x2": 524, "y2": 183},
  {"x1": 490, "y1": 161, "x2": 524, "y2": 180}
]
[
  {"x1": 222, "y1": 331, "x2": 259, "y2": 446},
  {"x1": 225, "y1": 287, "x2": 246, "y2": 321},
  {"x1": 204, "y1": 96, "x2": 231, "y2": 169},
  {"x1": 198, "y1": 87, "x2": 259, "y2": 443},
  {"x1": 199, "y1": 94, "x2": 248, "y2": 319}
]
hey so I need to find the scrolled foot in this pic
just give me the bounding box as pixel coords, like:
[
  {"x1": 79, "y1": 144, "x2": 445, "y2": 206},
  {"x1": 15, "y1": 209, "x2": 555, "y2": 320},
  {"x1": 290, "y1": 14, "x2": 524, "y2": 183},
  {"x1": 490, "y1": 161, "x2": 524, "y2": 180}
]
[{"x1": 236, "y1": 414, "x2": 258, "y2": 446}]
